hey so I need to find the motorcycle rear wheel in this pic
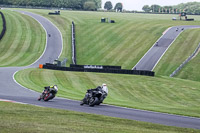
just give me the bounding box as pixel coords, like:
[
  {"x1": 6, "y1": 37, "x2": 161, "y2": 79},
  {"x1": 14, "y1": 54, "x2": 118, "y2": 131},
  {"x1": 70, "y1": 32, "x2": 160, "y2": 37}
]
[
  {"x1": 44, "y1": 93, "x2": 54, "y2": 101},
  {"x1": 89, "y1": 97, "x2": 99, "y2": 107}
]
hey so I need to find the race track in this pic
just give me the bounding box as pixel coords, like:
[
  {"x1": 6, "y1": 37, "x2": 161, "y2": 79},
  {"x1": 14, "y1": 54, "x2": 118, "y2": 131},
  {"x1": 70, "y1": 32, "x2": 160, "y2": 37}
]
[{"x1": 0, "y1": 10, "x2": 200, "y2": 130}]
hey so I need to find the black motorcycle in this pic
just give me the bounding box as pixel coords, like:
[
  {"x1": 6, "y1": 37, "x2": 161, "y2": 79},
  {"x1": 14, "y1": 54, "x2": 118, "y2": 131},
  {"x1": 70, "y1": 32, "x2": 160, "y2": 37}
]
[
  {"x1": 38, "y1": 86, "x2": 58, "y2": 101},
  {"x1": 80, "y1": 89, "x2": 106, "y2": 106}
]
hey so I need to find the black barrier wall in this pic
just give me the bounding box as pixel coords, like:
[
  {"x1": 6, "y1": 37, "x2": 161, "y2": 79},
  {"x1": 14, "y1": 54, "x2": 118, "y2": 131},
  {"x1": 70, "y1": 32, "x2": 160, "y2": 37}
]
[
  {"x1": 0, "y1": 11, "x2": 6, "y2": 40},
  {"x1": 71, "y1": 21, "x2": 76, "y2": 64},
  {"x1": 43, "y1": 64, "x2": 155, "y2": 76},
  {"x1": 70, "y1": 64, "x2": 121, "y2": 70}
]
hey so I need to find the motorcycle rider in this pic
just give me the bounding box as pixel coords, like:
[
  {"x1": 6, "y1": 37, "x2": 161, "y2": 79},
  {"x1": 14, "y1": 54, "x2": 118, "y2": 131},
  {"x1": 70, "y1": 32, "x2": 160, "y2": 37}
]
[
  {"x1": 80, "y1": 83, "x2": 108, "y2": 105},
  {"x1": 38, "y1": 85, "x2": 58, "y2": 101}
]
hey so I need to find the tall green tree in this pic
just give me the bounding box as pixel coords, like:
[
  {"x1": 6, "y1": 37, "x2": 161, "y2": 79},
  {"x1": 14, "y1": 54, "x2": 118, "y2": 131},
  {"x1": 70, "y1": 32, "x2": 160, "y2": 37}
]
[
  {"x1": 151, "y1": 4, "x2": 161, "y2": 13},
  {"x1": 114, "y1": 2, "x2": 123, "y2": 12},
  {"x1": 142, "y1": 5, "x2": 151, "y2": 12},
  {"x1": 104, "y1": 1, "x2": 112, "y2": 10},
  {"x1": 93, "y1": 0, "x2": 101, "y2": 9}
]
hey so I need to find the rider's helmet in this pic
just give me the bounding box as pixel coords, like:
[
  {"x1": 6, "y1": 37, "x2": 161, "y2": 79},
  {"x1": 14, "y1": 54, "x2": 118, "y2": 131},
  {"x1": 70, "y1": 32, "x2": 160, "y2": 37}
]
[
  {"x1": 53, "y1": 85, "x2": 58, "y2": 91},
  {"x1": 101, "y1": 83, "x2": 108, "y2": 94}
]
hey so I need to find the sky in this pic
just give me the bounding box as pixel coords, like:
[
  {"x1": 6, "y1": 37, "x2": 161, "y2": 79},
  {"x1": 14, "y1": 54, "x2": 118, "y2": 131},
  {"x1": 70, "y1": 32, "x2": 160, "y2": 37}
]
[{"x1": 101, "y1": 0, "x2": 200, "y2": 11}]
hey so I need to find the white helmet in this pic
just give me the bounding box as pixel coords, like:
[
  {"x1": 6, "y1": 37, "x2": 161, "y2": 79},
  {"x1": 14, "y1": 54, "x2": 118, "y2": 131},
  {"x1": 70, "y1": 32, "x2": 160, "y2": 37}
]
[
  {"x1": 101, "y1": 83, "x2": 108, "y2": 94},
  {"x1": 53, "y1": 85, "x2": 58, "y2": 91}
]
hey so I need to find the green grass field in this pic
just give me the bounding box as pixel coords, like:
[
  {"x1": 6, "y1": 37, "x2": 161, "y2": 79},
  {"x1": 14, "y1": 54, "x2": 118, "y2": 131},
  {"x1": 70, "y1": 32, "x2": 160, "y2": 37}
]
[
  {"x1": 15, "y1": 68, "x2": 200, "y2": 118},
  {"x1": 23, "y1": 9, "x2": 200, "y2": 69},
  {"x1": 12, "y1": 9, "x2": 200, "y2": 117},
  {"x1": 2, "y1": 8, "x2": 200, "y2": 131},
  {"x1": 0, "y1": 10, "x2": 45, "y2": 67},
  {"x1": 1, "y1": 102, "x2": 199, "y2": 133}
]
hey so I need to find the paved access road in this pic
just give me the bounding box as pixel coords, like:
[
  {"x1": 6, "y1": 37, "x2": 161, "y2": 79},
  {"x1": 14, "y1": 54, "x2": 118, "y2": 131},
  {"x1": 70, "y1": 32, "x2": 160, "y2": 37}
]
[
  {"x1": 0, "y1": 11, "x2": 200, "y2": 130},
  {"x1": 133, "y1": 25, "x2": 200, "y2": 71}
]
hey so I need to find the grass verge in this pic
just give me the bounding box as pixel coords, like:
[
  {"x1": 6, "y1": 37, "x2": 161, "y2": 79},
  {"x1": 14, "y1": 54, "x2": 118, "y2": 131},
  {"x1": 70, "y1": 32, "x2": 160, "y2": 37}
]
[
  {"x1": 0, "y1": 14, "x2": 2, "y2": 33},
  {"x1": 0, "y1": 10, "x2": 45, "y2": 67},
  {"x1": 15, "y1": 68, "x2": 200, "y2": 118},
  {"x1": 0, "y1": 102, "x2": 199, "y2": 133}
]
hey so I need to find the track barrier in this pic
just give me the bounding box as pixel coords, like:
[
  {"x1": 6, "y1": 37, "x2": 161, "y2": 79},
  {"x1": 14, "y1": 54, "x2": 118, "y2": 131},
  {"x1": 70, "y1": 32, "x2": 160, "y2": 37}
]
[
  {"x1": 39, "y1": 64, "x2": 43, "y2": 68},
  {"x1": 0, "y1": 11, "x2": 6, "y2": 40},
  {"x1": 71, "y1": 21, "x2": 76, "y2": 64},
  {"x1": 42, "y1": 63, "x2": 155, "y2": 77}
]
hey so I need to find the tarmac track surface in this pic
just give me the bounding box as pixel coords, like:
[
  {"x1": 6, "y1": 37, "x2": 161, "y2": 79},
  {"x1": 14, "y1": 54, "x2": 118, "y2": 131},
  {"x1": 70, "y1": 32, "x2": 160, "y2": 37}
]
[{"x1": 0, "y1": 11, "x2": 200, "y2": 130}]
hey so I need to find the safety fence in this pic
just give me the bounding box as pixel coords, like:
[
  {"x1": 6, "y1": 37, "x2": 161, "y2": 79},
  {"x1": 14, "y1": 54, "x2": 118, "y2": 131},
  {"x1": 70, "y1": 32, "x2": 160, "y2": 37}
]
[
  {"x1": 42, "y1": 63, "x2": 155, "y2": 76},
  {"x1": 0, "y1": 11, "x2": 6, "y2": 40},
  {"x1": 170, "y1": 43, "x2": 200, "y2": 77},
  {"x1": 71, "y1": 21, "x2": 76, "y2": 64}
]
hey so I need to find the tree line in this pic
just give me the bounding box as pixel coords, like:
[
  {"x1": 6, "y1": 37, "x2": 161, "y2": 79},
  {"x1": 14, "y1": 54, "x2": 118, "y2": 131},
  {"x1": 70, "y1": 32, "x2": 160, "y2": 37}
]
[
  {"x1": 0, "y1": 0, "x2": 101, "y2": 10},
  {"x1": 104, "y1": 1, "x2": 123, "y2": 12},
  {"x1": 142, "y1": 2, "x2": 200, "y2": 15}
]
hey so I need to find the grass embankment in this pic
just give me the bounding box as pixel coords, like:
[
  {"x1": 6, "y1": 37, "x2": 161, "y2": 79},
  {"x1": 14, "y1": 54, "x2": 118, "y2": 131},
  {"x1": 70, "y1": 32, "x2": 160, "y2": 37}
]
[
  {"x1": 23, "y1": 9, "x2": 200, "y2": 69},
  {"x1": 0, "y1": 10, "x2": 45, "y2": 67},
  {"x1": 15, "y1": 68, "x2": 200, "y2": 118},
  {"x1": 154, "y1": 29, "x2": 200, "y2": 79},
  {"x1": 18, "y1": 9, "x2": 200, "y2": 82},
  {"x1": 175, "y1": 51, "x2": 200, "y2": 81},
  {"x1": 1, "y1": 102, "x2": 199, "y2": 133}
]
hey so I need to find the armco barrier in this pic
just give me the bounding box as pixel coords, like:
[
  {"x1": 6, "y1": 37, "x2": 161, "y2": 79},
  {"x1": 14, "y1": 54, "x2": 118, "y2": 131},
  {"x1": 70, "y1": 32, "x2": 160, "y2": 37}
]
[
  {"x1": 43, "y1": 64, "x2": 155, "y2": 76},
  {"x1": 0, "y1": 11, "x2": 6, "y2": 40}
]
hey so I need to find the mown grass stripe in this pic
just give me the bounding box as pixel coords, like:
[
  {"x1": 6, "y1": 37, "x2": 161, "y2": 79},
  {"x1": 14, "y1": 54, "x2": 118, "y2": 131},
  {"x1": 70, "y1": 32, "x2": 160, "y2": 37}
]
[
  {"x1": 4, "y1": 13, "x2": 31, "y2": 65},
  {"x1": 0, "y1": 12, "x2": 22, "y2": 63},
  {"x1": 77, "y1": 22, "x2": 136, "y2": 64}
]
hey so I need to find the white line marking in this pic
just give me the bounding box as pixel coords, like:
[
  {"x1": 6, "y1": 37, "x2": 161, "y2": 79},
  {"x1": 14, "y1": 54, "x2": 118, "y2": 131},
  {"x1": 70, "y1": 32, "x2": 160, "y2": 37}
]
[{"x1": 12, "y1": 70, "x2": 36, "y2": 93}]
